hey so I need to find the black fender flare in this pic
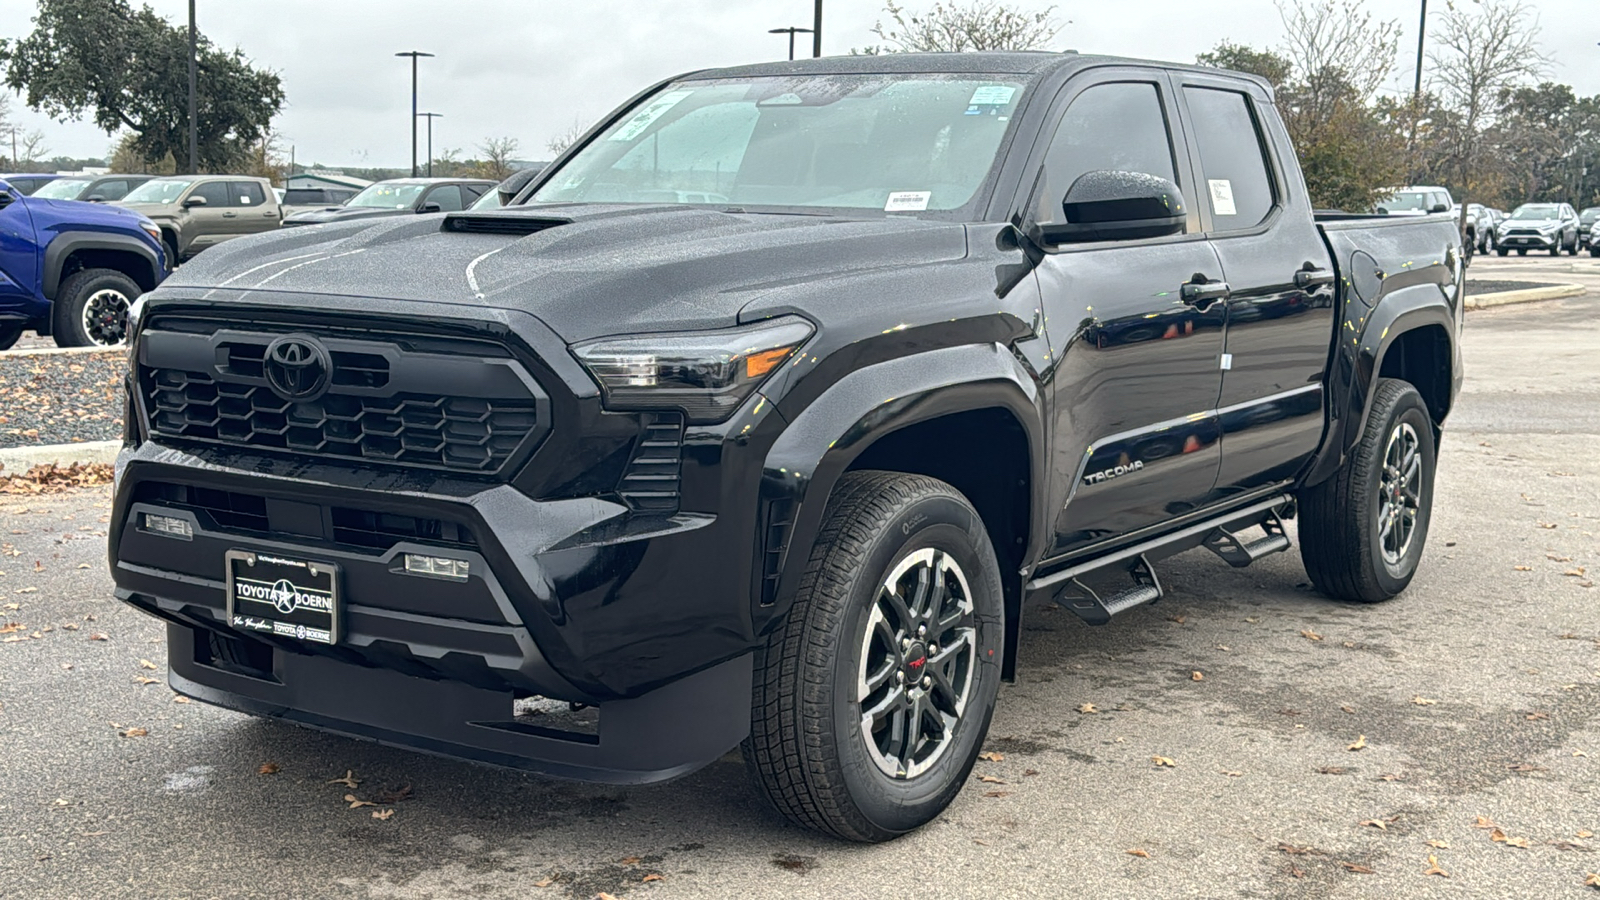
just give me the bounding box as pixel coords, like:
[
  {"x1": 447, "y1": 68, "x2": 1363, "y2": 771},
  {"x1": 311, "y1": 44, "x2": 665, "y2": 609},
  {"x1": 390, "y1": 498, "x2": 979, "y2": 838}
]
[
  {"x1": 1305, "y1": 279, "x2": 1461, "y2": 487},
  {"x1": 754, "y1": 342, "x2": 1047, "y2": 661},
  {"x1": 42, "y1": 231, "x2": 162, "y2": 300}
]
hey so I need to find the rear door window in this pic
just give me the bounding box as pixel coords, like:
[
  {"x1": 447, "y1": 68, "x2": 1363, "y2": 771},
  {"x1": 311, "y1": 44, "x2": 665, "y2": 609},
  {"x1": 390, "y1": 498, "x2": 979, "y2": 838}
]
[
  {"x1": 233, "y1": 182, "x2": 267, "y2": 206},
  {"x1": 1182, "y1": 87, "x2": 1276, "y2": 230}
]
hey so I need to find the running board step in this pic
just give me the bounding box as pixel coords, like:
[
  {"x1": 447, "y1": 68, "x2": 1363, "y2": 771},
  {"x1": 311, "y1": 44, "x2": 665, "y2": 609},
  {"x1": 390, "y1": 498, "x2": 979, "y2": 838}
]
[
  {"x1": 1059, "y1": 554, "x2": 1163, "y2": 626},
  {"x1": 1202, "y1": 510, "x2": 1291, "y2": 568}
]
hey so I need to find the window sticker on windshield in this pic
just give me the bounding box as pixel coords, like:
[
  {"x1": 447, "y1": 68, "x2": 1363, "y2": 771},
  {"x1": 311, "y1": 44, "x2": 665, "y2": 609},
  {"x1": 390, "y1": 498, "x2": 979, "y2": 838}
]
[
  {"x1": 1208, "y1": 179, "x2": 1237, "y2": 217},
  {"x1": 609, "y1": 90, "x2": 694, "y2": 141},
  {"x1": 969, "y1": 85, "x2": 1016, "y2": 106},
  {"x1": 885, "y1": 191, "x2": 932, "y2": 212}
]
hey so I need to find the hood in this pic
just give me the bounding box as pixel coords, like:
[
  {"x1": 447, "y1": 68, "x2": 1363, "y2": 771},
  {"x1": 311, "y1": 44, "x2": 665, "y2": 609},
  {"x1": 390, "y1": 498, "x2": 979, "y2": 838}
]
[
  {"x1": 118, "y1": 201, "x2": 179, "y2": 218},
  {"x1": 282, "y1": 206, "x2": 411, "y2": 225},
  {"x1": 33, "y1": 197, "x2": 155, "y2": 228},
  {"x1": 159, "y1": 204, "x2": 970, "y2": 342}
]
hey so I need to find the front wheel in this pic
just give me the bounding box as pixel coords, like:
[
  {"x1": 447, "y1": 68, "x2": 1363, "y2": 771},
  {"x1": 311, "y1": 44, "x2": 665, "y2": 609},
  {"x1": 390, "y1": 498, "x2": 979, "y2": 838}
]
[
  {"x1": 1299, "y1": 379, "x2": 1437, "y2": 602},
  {"x1": 1497, "y1": 247, "x2": 1509, "y2": 257},
  {"x1": 0, "y1": 323, "x2": 21, "y2": 352},
  {"x1": 744, "y1": 471, "x2": 1004, "y2": 842},
  {"x1": 1517, "y1": 249, "x2": 1527, "y2": 256},
  {"x1": 51, "y1": 268, "x2": 139, "y2": 348}
]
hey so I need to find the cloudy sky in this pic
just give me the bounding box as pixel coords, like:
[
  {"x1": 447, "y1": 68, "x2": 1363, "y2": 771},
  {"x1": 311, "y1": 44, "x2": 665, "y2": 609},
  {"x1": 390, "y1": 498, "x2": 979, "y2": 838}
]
[{"x1": 2, "y1": 0, "x2": 1597, "y2": 169}]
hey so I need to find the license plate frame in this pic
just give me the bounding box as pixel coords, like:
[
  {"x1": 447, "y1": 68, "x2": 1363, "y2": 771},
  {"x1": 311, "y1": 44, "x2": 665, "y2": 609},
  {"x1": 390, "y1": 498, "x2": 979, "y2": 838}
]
[{"x1": 225, "y1": 550, "x2": 342, "y2": 645}]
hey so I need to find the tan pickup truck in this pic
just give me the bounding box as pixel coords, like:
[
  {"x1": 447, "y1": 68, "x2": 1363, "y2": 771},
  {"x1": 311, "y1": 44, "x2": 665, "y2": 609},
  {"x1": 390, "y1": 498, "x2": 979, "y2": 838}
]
[{"x1": 116, "y1": 175, "x2": 282, "y2": 265}]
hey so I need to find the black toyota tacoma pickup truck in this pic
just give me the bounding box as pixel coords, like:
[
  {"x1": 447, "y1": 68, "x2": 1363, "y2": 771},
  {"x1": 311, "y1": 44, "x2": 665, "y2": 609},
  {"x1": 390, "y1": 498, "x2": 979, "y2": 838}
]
[{"x1": 111, "y1": 52, "x2": 1462, "y2": 842}]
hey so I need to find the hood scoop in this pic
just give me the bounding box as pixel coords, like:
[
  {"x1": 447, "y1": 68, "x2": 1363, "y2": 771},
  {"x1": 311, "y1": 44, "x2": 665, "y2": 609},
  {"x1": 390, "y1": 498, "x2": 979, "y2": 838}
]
[{"x1": 442, "y1": 213, "x2": 571, "y2": 236}]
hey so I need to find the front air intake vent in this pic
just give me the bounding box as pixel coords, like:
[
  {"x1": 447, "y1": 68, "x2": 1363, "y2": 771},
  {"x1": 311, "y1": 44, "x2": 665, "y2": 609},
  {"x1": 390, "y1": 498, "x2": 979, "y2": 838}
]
[{"x1": 442, "y1": 214, "x2": 570, "y2": 236}]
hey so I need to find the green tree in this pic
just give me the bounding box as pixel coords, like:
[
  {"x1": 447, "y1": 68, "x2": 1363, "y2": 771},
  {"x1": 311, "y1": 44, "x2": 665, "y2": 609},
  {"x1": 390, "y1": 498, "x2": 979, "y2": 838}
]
[{"x1": 0, "y1": 0, "x2": 284, "y2": 173}]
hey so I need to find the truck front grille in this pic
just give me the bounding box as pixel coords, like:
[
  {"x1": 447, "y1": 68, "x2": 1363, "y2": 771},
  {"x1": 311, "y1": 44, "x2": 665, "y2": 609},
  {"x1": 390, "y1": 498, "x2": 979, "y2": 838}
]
[{"x1": 137, "y1": 323, "x2": 549, "y2": 477}]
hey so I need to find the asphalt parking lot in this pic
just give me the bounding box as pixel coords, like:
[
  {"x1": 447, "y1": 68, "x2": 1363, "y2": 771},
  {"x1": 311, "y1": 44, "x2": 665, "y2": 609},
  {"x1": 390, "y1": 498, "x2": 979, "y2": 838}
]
[{"x1": 1, "y1": 286, "x2": 1597, "y2": 899}]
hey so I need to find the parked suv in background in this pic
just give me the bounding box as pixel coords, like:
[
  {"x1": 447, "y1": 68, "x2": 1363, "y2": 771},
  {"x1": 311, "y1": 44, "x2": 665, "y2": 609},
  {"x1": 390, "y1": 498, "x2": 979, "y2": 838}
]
[
  {"x1": 281, "y1": 186, "x2": 359, "y2": 213},
  {"x1": 1579, "y1": 207, "x2": 1600, "y2": 251},
  {"x1": 0, "y1": 177, "x2": 165, "y2": 348},
  {"x1": 280, "y1": 178, "x2": 495, "y2": 226},
  {"x1": 0, "y1": 173, "x2": 60, "y2": 195},
  {"x1": 115, "y1": 176, "x2": 283, "y2": 264},
  {"x1": 31, "y1": 174, "x2": 156, "y2": 203},
  {"x1": 1496, "y1": 203, "x2": 1581, "y2": 256}
]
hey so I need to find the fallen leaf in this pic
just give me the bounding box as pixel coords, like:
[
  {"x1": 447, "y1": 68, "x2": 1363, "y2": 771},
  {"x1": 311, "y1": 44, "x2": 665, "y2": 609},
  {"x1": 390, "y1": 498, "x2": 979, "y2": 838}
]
[
  {"x1": 1341, "y1": 705, "x2": 1356, "y2": 714},
  {"x1": 978, "y1": 751, "x2": 1004, "y2": 762},
  {"x1": 978, "y1": 774, "x2": 1005, "y2": 784},
  {"x1": 1585, "y1": 872, "x2": 1599, "y2": 888},
  {"x1": 344, "y1": 794, "x2": 374, "y2": 809},
  {"x1": 1077, "y1": 702, "x2": 1099, "y2": 714},
  {"x1": 1549, "y1": 554, "x2": 1574, "y2": 562},
  {"x1": 1191, "y1": 671, "x2": 1204, "y2": 682},
  {"x1": 1152, "y1": 756, "x2": 1177, "y2": 768},
  {"x1": 132, "y1": 676, "x2": 158, "y2": 685},
  {"x1": 171, "y1": 696, "x2": 189, "y2": 704},
  {"x1": 88, "y1": 633, "x2": 107, "y2": 641},
  {"x1": 1341, "y1": 862, "x2": 1375, "y2": 874},
  {"x1": 1566, "y1": 568, "x2": 1588, "y2": 577},
  {"x1": 371, "y1": 809, "x2": 394, "y2": 821},
  {"x1": 1505, "y1": 836, "x2": 1531, "y2": 848},
  {"x1": 1424, "y1": 855, "x2": 1449, "y2": 877},
  {"x1": 1245, "y1": 616, "x2": 1260, "y2": 623},
  {"x1": 1301, "y1": 629, "x2": 1323, "y2": 641},
  {"x1": 15, "y1": 586, "x2": 36, "y2": 594},
  {"x1": 118, "y1": 727, "x2": 147, "y2": 738},
  {"x1": 597, "y1": 894, "x2": 621, "y2": 900},
  {"x1": 329, "y1": 770, "x2": 360, "y2": 788},
  {"x1": 138, "y1": 659, "x2": 157, "y2": 670},
  {"x1": 1377, "y1": 773, "x2": 1404, "y2": 782},
  {"x1": 1514, "y1": 565, "x2": 1533, "y2": 571},
  {"x1": 1412, "y1": 696, "x2": 1438, "y2": 706},
  {"x1": 1277, "y1": 843, "x2": 1318, "y2": 856},
  {"x1": 619, "y1": 856, "x2": 642, "y2": 865},
  {"x1": 1221, "y1": 770, "x2": 1242, "y2": 777},
  {"x1": 258, "y1": 763, "x2": 280, "y2": 775},
  {"x1": 1579, "y1": 831, "x2": 1594, "y2": 839},
  {"x1": 642, "y1": 874, "x2": 664, "y2": 883},
  {"x1": 1126, "y1": 848, "x2": 1151, "y2": 858},
  {"x1": 0, "y1": 623, "x2": 20, "y2": 634},
  {"x1": 1167, "y1": 615, "x2": 1186, "y2": 624},
  {"x1": 532, "y1": 878, "x2": 553, "y2": 888},
  {"x1": 1537, "y1": 522, "x2": 1558, "y2": 529},
  {"x1": 983, "y1": 790, "x2": 1011, "y2": 798},
  {"x1": 1023, "y1": 768, "x2": 1039, "y2": 776},
  {"x1": 1316, "y1": 766, "x2": 1347, "y2": 775},
  {"x1": 1348, "y1": 735, "x2": 1367, "y2": 752},
  {"x1": 1426, "y1": 839, "x2": 1450, "y2": 849},
  {"x1": 1474, "y1": 816, "x2": 1498, "y2": 829},
  {"x1": 1526, "y1": 712, "x2": 1550, "y2": 721},
  {"x1": 1360, "y1": 819, "x2": 1388, "y2": 831}
]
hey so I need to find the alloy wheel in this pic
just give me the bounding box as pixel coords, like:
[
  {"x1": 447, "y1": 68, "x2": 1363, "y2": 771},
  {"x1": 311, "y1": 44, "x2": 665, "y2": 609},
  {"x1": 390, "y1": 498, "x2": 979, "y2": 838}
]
[
  {"x1": 857, "y1": 547, "x2": 977, "y2": 780},
  {"x1": 80, "y1": 288, "x2": 131, "y2": 346},
  {"x1": 1377, "y1": 422, "x2": 1421, "y2": 565}
]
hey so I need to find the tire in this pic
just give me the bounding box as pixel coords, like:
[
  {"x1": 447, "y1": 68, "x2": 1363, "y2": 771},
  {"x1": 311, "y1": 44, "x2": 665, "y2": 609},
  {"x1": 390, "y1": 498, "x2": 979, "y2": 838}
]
[
  {"x1": 162, "y1": 236, "x2": 180, "y2": 272},
  {"x1": 0, "y1": 323, "x2": 21, "y2": 352},
  {"x1": 1517, "y1": 249, "x2": 1527, "y2": 256},
  {"x1": 1497, "y1": 247, "x2": 1509, "y2": 257},
  {"x1": 744, "y1": 470, "x2": 1004, "y2": 842},
  {"x1": 51, "y1": 268, "x2": 139, "y2": 348},
  {"x1": 1550, "y1": 243, "x2": 1561, "y2": 257},
  {"x1": 1299, "y1": 379, "x2": 1437, "y2": 603},
  {"x1": 1591, "y1": 246, "x2": 1599, "y2": 258}
]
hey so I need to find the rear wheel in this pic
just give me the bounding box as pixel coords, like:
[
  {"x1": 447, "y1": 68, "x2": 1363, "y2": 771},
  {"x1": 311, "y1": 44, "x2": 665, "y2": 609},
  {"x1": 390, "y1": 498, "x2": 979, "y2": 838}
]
[
  {"x1": 744, "y1": 471, "x2": 1004, "y2": 842},
  {"x1": 1299, "y1": 379, "x2": 1436, "y2": 602},
  {"x1": 51, "y1": 268, "x2": 139, "y2": 348},
  {"x1": 1497, "y1": 247, "x2": 1509, "y2": 257},
  {"x1": 0, "y1": 323, "x2": 21, "y2": 352},
  {"x1": 1517, "y1": 248, "x2": 1527, "y2": 256}
]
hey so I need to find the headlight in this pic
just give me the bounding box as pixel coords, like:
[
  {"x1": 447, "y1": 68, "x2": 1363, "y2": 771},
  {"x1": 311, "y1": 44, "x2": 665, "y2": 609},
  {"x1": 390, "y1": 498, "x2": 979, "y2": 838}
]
[
  {"x1": 139, "y1": 221, "x2": 161, "y2": 241},
  {"x1": 572, "y1": 317, "x2": 814, "y2": 423}
]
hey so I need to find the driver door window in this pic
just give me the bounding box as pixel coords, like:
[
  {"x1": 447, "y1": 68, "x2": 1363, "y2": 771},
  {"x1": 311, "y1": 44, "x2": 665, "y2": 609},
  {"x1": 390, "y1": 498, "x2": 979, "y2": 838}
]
[
  {"x1": 423, "y1": 185, "x2": 464, "y2": 212},
  {"x1": 1034, "y1": 81, "x2": 1186, "y2": 232}
]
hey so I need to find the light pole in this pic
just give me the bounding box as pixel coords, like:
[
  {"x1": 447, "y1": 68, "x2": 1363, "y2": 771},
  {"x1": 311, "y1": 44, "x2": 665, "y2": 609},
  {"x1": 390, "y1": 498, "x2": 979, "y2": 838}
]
[
  {"x1": 812, "y1": 0, "x2": 823, "y2": 57},
  {"x1": 417, "y1": 112, "x2": 442, "y2": 177},
  {"x1": 395, "y1": 51, "x2": 434, "y2": 177},
  {"x1": 1412, "y1": 0, "x2": 1427, "y2": 99},
  {"x1": 188, "y1": 0, "x2": 198, "y2": 174},
  {"x1": 768, "y1": 27, "x2": 814, "y2": 61}
]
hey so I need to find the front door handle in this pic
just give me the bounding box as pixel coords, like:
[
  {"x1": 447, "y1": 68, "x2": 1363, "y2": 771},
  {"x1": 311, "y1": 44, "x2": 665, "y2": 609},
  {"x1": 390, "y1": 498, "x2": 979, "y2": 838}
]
[
  {"x1": 1294, "y1": 267, "x2": 1335, "y2": 289},
  {"x1": 1181, "y1": 280, "x2": 1231, "y2": 306},
  {"x1": 221, "y1": 211, "x2": 237, "y2": 218}
]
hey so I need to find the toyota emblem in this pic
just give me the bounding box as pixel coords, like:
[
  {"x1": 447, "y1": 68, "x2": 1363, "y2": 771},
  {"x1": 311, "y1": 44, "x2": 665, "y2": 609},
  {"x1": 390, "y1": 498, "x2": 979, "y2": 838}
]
[{"x1": 264, "y1": 335, "x2": 330, "y2": 401}]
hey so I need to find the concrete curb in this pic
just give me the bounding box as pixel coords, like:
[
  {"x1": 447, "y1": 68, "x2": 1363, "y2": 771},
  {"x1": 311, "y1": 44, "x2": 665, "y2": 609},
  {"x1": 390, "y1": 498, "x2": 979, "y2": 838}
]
[
  {"x1": 1464, "y1": 283, "x2": 1587, "y2": 310},
  {"x1": 0, "y1": 439, "x2": 120, "y2": 474}
]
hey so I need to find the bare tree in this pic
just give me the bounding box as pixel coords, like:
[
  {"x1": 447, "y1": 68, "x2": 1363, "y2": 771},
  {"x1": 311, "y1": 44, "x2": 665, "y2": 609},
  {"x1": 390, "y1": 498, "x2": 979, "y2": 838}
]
[
  {"x1": 476, "y1": 135, "x2": 520, "y2": 181},
  {"x1": 17, "y1": 129, "x2": 49, "y2": 168},
  {"x1": 1427, "y1": 0, "x2": 1547, "y2": 199},
  {"x1": 870, "y1": 1, "x2": 1063, "y2": 53},
  {"x1": 1277, "y1": 0, "x2": 1399, "y2": 102},
  {"x1": 545, "y1": 117, "x2": 588, "y2": 157}
]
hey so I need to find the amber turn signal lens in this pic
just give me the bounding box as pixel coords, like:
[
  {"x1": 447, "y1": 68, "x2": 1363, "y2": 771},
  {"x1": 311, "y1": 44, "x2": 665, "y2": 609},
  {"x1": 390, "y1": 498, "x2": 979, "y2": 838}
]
[{"x1": 744, "y1": 346, "x2": 797, "y2": 379}]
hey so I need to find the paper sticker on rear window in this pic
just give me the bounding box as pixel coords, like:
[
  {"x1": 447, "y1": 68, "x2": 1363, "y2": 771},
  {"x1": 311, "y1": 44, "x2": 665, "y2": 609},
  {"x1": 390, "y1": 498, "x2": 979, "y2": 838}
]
[
  {"x1": 1208, "y1": 179, "x2": 1237, "y2": 217},
  {"x1": 609, "y1": 90, "x2": 694, "y2": 141},
  {"x1": 884, "y1": 191, "x2": 932, "y2": 212},
  {"x1": 969, "y1": 85, "x2": 1017, "y2": 106}
]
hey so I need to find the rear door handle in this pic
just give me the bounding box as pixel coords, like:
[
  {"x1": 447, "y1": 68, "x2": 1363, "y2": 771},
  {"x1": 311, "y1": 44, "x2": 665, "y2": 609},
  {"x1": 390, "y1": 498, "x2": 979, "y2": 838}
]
[
  {"x1": 221, "y1": 212, "x2": 237, "y2": 218},
  {"x1": 1181, "y1": 280, "x2": 1231, "y2": 305},
  {"x1": 1294, "y1": 268, "x2": 1335, "y2": 289}
]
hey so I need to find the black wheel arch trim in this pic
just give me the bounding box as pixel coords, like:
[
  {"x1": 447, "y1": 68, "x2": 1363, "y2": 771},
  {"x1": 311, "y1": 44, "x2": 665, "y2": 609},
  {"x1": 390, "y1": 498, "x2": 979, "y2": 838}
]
[{"x1": 42, "y1": 231, "x2": 163, "y2": 300}]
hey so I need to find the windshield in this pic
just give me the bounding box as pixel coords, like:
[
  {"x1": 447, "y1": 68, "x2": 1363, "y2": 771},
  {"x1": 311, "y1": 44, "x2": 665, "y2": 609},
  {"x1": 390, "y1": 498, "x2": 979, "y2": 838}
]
[
  {"x1": 1510, "y1": 205, "x2": 1560, "y2": 221},
  {"x1": 347, "y1": 183, "x2": 425, "y2": 209},
  {"x1": 1581, "y1": 208, "x2": 1600, "y2": 224},
  {"x1": 123, "y1": 178, "x2": 195, "y2": 204},
  {"x1": 32, "y1": 179, "x2": 92, "y2": 200},
  {"x1": 1378, "y1": 191, "x2": 1431, "y2": 212},
  {"x1": 532, "y1": 74, "x2": 1026, "y2": 213},
  {"x1": 470, "y1": 188, "x2": 504, "y2": 210}
]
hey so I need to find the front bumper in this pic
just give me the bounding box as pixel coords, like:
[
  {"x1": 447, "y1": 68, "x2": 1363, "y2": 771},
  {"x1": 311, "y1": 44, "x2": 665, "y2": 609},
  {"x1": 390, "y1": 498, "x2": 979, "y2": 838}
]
[{"x1": 1498, "y1": 232, "x2": 1559, "y2": 249}]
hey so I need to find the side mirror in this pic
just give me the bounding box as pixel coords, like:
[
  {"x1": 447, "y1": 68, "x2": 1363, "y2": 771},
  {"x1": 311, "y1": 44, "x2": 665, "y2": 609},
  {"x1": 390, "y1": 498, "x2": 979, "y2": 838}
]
[
  {"x1": 182, "y1": 195, "x2": 208, "y2": 208},
  {"x1": 85, "y1": 195, "x2": 107, "y2": 202},
  {"x1": 0, "y1": 189, "x2": 14, "y2": 210},
  {"x1": 1038, "y1": 170, "x2": 1186, "y2": 244},
  {"x1": 1430, "y1": 203, "x2": 1449, "y2": 213},
  {"x1": 418, "y1": 201, "x2": 442, "y2": 214}
]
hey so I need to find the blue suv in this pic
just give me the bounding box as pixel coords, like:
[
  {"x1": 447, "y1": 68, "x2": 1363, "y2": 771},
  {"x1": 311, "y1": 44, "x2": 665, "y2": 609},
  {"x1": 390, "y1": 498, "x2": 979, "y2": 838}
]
[{"x1": 0, "y1": 176, "x2": 166, "y2": 348}]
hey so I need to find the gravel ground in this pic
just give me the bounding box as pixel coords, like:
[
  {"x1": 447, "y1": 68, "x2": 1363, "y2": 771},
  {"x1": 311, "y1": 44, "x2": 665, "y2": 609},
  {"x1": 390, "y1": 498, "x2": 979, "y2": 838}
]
[
  {"x1": 1464, "y1": 280, "x2": 1557, "y2": 295},
  {"x1": 0, "y1": 350, "x2": 125, "y2": 449}
]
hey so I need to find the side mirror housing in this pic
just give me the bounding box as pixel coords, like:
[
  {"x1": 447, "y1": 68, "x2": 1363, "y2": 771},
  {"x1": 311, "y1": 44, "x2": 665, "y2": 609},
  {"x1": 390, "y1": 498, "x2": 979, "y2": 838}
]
[
  {"x1": 1037, "y1": 170, "x2": 1186, "y2": 244},
  {"x1": 418, "y1": 201, "x2": 442, "y2": 214},
  {"x1": 1430, "y1": 202, "x2": 1449, "y2": 213},
  {"x1": 182, "y1": 195, "x2": 208, "y2": 208},
  {"x1": 85, "y1": 195, "x2": 107, "y2": 202}
]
